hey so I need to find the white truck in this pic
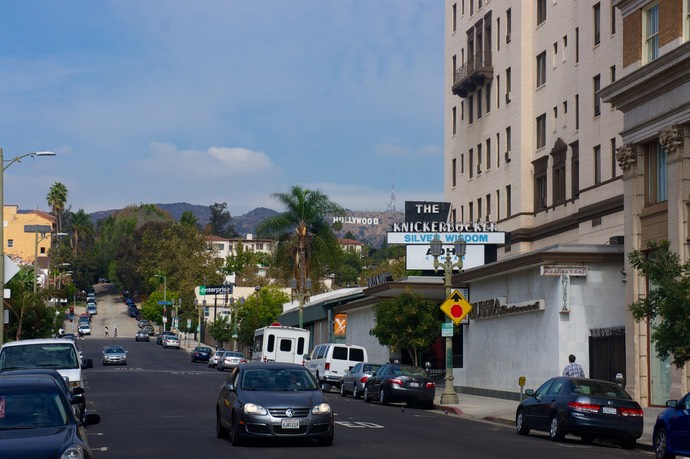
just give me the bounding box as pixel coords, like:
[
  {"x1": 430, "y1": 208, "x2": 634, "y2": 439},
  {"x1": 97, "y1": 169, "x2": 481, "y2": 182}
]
[{"x1": 251, "y1": 324, "x2": 310, "y2": 365}]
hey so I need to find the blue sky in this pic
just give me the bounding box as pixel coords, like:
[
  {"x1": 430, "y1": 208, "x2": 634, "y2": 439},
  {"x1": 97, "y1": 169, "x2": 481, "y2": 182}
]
[{"x1": 0, "y1": 1, "x2": 444, "y2": 216}]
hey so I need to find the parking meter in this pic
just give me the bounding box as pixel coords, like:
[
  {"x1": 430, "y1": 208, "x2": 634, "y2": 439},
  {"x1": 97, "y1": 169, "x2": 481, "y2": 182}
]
[{"x1": 615, "y1": 372, "x2": 625, "y2": 389}]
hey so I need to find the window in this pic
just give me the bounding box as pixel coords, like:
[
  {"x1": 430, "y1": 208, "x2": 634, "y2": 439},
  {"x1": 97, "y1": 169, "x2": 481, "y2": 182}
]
[
  {"x1": 646, "y1": 141, "x2": 667, "y2": 204},
  {"x1": 506, "y1": 185, "x2": 512, "y2": 217},
  {"x1": 485, "y1": 82, "x2": 491, "y2": 113},
  {"x1": 594, "y1": 145, "x2": 602, "y2": 184},
  {"x1": 575, "y1": 27, "x2": 580, "y2": 63},
  {"x1": 452, "y1": 158, "x2": 457, "y2": 187},
  {"x1": 486, "y1": 138, "x2": 492, "y2": 169},
  {"x1": 593, "y1": 74, "x2": 601, "y2": 116},
  {"x1": 469, "y1": 149, "x2": 474, "y2": 178},
  {"x1": 553, "y1": 42, "x2": 558, "y2": 67},
  {"x1": 477, "y1": 143, "x2": 482, "y2": 174},
  {"x1": 593, "y1": 3, "x2": 601, "y2": 45},
  {"x1": 537, "y1": 51, "x2": 547, "y2": 87},
  {"x1": 496, "y1": 75, "x2": 501, "y2": 108},
  {"x1": 469, "y1": 96, "x2": 474, "y2": 123},
  {"x1": 534, "y1": 156, "x2": 549, "y2": 210},
  {"x1": 452, "y1": 3, "x2": 457, "y2": 32},
  {"x1": 452, "y1": 107, "x2": 457, "y2": 136},
  {"x1": 506, "y1": 67, "x2": 512, "y2": 103},
  {"x1": 469, "y1": 202, "x2": 474, "y2": 221},
  {"x1": 461, "y1": 0, "x2": 465, "y2": 15},
  {"x1": 563, "y1": 101, "x2": 568, "y2": 127},
  {"x1": 552, "y1": 146, "x2": 566, "y2": 205},
  {"x1": 470, "y1": 0, "x2": 474, "y2": 15},
  {"x1": 477, "y1": 89, "x2": 483, "y2": 119},
  {"x1": 537, "y1": 0, "x2": 547, "y2": 25},
  {"x1": 575, "y1": 94, "x2": 580, "y2": 130},
  {"x1": 506, "y1": 8, "x2": 512, "y2": 42},
  {"x1": 452, "y1": 55, "x2": 457, "y2": 82},
  {"x1": 496, "y1": 190, "x2": 501, "y2": 220},
  {"x1": 477, "y1": 198, "x2": 483, "y2": 221},
  {"x1": 562, "y1": 35, "x2": 568, "y2": 62},
  {"x1": 536, "y1": 114, "x2": 546, "y2": 149},
  {"x1": 610, "y1": 65, "x2": 616, "y2": 83},
  {"x1": 644, "y1": 4, "x2": 659, "y2": 63},
  {"x1": 497, "y1": 17, "x2": 501, "y2": 51},
  {"x1": 496, "y1": 132, "x2": 501, "y2": 167},
  {"x1": 611, "y1": 3, "x2": 617, "y2": 35},
  {"x1": 7, "y1": 239, "x2": 13, "y2": 248},
  {"x1": 506, "y1": 126, "x2": 512, "y2": 155},
  {"x1": 461, "y1": 154, "x2": 465, "y2": 174},
  {"x1": 611, "y1": 138, "x2": 618, "y2": 178},
  {"x1": 486, "y1": 194, "x2": 491, "y2": 220},
  {"x1": 461, "y1": 101, "x2": 465, "y2": 121},
  {"x1": 571, "y1": 141, "x2": 580, "y2": 197},
  {"x1": 552, "y1": 106, "x2": 558, "y2": 132}
]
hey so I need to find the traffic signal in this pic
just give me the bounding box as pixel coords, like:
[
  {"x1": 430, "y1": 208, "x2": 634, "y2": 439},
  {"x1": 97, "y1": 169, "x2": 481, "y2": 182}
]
[{"x1": 69, "y1": 306, "x2": 74, "y2": 315}]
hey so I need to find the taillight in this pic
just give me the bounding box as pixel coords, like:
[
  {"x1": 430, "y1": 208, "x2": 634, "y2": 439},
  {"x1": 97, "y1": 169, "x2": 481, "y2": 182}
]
[
  {"x1": 568, "y1": 402, "x2": 600, "y2": 413},
  {"x1": 325, "y1": 362, "x2": 330, "y2": 370},
  {"x1": 425, "y1": 382, "x2": 436, "y2": 389},
  {"x1": 360, "y1": 376, "x2": 370, "y2": 383},
  {"x1": 389, "y1": 378, "x2": 403, "y2": 386},
  {"x1": 620, "y1": 407, "x2": 643, "y2": 417}
]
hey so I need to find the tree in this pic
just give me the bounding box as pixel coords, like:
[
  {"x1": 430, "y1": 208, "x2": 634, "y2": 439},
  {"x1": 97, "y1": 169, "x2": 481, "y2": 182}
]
[
  {"x1": 208, "y1": 316, "x2": 233, "y2": 348},
  {"x1": 46, "y1": 182, "x2": 69, "y2": 233},
  {"x1": 236, "y1": 286, "x2": 290, "y2": 347},
  {"x1": 180, "y1": 210, "x2": 199, "y2": 229},
  {"x1": 5, "y1": 266, "x2": 57, "y2": 340},
  {"x1": 369, "y1": 288, "x2": 440, "y2": 366},
  {"x1": 256, "y1": 186, "x2": 345, "y2": 296},
  {"x1": 69, "y1": 209, "x2": 95, "y2": 257},
  {"x1": 207, "y1": 202, "x2": 236, "y2": 238},
  {"x1": 628, "y1": 240, "x2": 690, "y2": 368}
]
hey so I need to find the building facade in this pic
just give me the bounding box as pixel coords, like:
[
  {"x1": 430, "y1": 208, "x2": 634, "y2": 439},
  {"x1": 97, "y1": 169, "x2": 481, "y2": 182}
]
[
  {"x1": 600, "y1": 0, "x2": 690, "y2": 406},
  {"x1": 3, "y1": 205, "x2": 56, "y2": 264},
  {"x1": 444, "y1": 0, "x2": 630, "y2": 398}
]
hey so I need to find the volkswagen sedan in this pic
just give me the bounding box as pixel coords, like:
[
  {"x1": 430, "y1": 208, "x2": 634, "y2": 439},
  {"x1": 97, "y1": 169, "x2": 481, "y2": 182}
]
[
  {"x1": 215, "y1": 362, "x2": 333, "y2": 446},
  {"x1": 515, "y1": 377, "x2": 643, "y2": 449}
]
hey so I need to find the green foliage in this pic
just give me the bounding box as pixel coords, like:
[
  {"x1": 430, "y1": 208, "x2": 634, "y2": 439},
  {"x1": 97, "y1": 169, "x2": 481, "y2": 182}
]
[
  {"x1": 208, "y1": 315, "x2": 233, "y2": 347},
  {"x1": 370, "y1": 288, "x2": 440, "y2": 366},
  {"x1": 207, "y1": 202, "x2": 237, "y2": 237},
  {"x1": 4, "y1": 267, "x2": 59, "y2": 341},
  {"x1": 628, "y1": 240, "x2": 690, "y2": 368},
  {"x1": 236, "y1": 286, "x2": 290, "y2": 347}
]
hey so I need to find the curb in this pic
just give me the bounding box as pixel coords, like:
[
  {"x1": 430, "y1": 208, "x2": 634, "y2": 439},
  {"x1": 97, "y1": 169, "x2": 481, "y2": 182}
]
[{"x1": 435, "y1": 405, "x2": 463, "y2": 416}]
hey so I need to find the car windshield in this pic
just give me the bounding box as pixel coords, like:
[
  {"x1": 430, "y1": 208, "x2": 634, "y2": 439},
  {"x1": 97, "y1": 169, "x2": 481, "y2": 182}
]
[
  {"x1": 226, "y1": 352, "x2": 243, "y2": 358},
  {"x1": 104, "y1": 347, "x2": 125, "y2": 354},
  {"x1": 196, "y1": 347, "x2": 211, "y2": 353},
  {"x1": 392, "y1": 365, "x2": 427, "y2": 376},
  {"x1": 0, "y1": 343, "x2": 80, "y2": 370},
  {"x1": 572, "y1": 380, "x2": 631, "y2": 399},
  {"x1": 0, "y1": 389, "x2": 70, "y2": 429},
  {"x1": 240, "y1": 369, "x2": 318, "y2": 391}
]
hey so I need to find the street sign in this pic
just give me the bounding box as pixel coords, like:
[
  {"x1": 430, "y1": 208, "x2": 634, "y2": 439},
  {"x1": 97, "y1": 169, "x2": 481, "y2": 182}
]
[
  {"x1": 187, "y1": 319, "x2": 192, "y2": 329},
  {"x1": 158, "y1": 301, "x2": 173, "y2": 305},
  {"x1": 440, "y1": 290, "x2": 473, "y2": 325},
  {"x1": 3, "y1": 255, "x2": 19, "y2": 284},
  {"x1": 441, "y1": 322, "x2": 454, "y2": 337}
]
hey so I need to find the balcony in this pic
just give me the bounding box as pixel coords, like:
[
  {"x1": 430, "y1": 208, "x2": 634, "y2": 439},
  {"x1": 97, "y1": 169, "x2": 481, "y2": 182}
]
[{"x1": 452, "y1": 51, "x2": 493, "y2": 98}]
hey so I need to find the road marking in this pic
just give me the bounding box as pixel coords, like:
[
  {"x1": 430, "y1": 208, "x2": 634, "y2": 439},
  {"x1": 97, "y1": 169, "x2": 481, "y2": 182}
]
[{"x1": 335, "y1": 421, "x2": 384, "y2": 428}]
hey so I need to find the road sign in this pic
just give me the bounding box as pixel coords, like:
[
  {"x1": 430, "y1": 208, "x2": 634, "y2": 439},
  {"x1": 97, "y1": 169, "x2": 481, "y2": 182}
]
[
  {"x1": 158, "y1": 301, "x2": 173, "y2": 305},
  {"x1": 440, "y1": 290, "x2": 473, "y2": 325},
  {"x1": 3, "y1": 255, "x2": 19, "y2": 283},
  {"x1": 441, "y1": 322, "x2": 454, "y2": 337}
]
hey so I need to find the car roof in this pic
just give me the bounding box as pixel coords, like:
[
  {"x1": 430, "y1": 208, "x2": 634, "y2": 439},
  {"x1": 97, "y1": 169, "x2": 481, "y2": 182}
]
[
  {"x1": 0, "y1": 374, "x2": 63, "y2": 391},
  {"x1": 238, "y1": 362, "x2": 307, "y2": 371},
  {"x1": 1, "y1": 338, "x2": 78, "y2": 348}
]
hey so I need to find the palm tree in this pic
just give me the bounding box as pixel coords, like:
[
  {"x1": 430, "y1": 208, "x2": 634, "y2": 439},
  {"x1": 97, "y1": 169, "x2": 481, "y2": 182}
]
[
  {"x1": 69, "y1": 209, "x2": 95, "y2": 257},
  {"x1": 46, "y1": 182, "x2": 69, "y2": 233},
  {"x1": 256, "y1": 186, "x2": 345, "y2": 324}
]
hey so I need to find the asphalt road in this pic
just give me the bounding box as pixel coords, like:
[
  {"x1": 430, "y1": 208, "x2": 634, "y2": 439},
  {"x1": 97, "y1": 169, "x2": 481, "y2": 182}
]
[{"x1": 75, "y1": 339, "x2": 653, "y2": 458}]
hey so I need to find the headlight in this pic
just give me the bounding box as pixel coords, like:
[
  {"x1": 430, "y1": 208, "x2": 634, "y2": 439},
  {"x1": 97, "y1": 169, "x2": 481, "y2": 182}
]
[
  {"x1": 61, "y1": 445, "x2": 84, "y2": 459},
  {"x1": 312, "y1": 403, "x2": 331, "y2": 415},
  {"x1": 244, "y1": 403, "x2": 268, "y2": 415}
]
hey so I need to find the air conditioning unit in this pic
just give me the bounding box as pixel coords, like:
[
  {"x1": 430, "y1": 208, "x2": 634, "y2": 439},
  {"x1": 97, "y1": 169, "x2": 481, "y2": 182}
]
[
  {"x1": 505, "y1": 151, "x2": 511, "y2": 162},
  {"x1": 505, "y1": 92, "x2": 511, "y2": 103}
]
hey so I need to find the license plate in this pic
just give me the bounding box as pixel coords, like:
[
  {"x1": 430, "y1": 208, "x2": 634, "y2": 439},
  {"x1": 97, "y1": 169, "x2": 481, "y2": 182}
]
[
  {"x1": 281, "y1": 419, "x2": 300, "y2": 429},
  {"x1": 602, "y1": 406, "x2": 617, "y2": 415},
  {"x1": 409, "y1": 382, "x2": 420, "y2": 388}
]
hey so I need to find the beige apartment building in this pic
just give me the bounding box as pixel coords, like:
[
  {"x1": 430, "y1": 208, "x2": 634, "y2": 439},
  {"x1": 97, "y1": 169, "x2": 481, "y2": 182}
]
[
  {"x1": 444, "y1": 1, "x2": 632, "y2": 400},
  {"x1": 3, "y1": 205, "x2": 55, "y2": 264},
  {"x1": 600, "y1": 0, "x2": 690, "y2": 406}
]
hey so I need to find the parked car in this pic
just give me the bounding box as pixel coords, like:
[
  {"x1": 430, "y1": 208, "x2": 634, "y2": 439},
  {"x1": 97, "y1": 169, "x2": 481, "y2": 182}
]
[
  {"x1": 60, "y1": 333, "x2": 78, "y2": 342},
  {"x1": 156, "y1": 331, "x2": 175, "y2": 345},
  {"x1": 340, "y1": 362, "x2": 382, "y2": 398},
  {"x1": 218, "y1": 351, "x2": 247, "y2": 371},
  {"x1": 305, "y1": 343, "x2": 367, "y2": 390},
  {"x1": 363, "y1": 363, "x2": 435, "y2": 408},
  {"x1": 138, "y1": 319, "x2": 152, "y2": 329},
  {"x1": 191, "y1": 346, "x2": 213, "y2": 363},
  {"x1": 209, "y1": 350, "x2": 225, "y2": 368},
  {"x1": 162, "y1": 335, "x2": 180, "y2": 349},
  {"x1": 86, "y1": 305, "x2": 97, "y2": 316},
  {"x1": 515, "y1": 376, "x2": 643, "y2": 449},
  {"x1": 653, "y1": 391, "x2": 690, "y2": 459},
  {"x1": 128, "y1": 307, "x2": 140, "y2": 318},
  {"x1": 135, "y1": 330, "x2": 150, "y2": 342},
  {"x1": 102, "y1": 346, "x2": 128, "y2": 365},
  {"x1": 215, "y1": 362, "x2": 334, "y2": 446},
  {"x1": 141, "y1": 325, "x2": 155, "y2": 336},
  {"x1": 78, "y1": 323, "x2": 91, "y2": 336},
  {"x1": 0, "y1": 374, "x2": 100, "y2": 458}
]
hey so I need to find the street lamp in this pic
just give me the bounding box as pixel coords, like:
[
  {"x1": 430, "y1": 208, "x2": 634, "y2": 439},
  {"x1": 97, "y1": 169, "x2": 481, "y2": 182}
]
[
  {"x1": 33, "y1": 231, "x2": 68, "y2": 294},
  {"x1": 154, "y1": 274, "x2": 167, "y2": 332},
  {"x1": 290, "y1": 276, "x2": 311, "y2": 329},
  {"x1": 430, "y1": 234, "x2": 467, "y2": 405},
  {"x1": 0, "y1": 149, "x2": 56, "y2": 344}
]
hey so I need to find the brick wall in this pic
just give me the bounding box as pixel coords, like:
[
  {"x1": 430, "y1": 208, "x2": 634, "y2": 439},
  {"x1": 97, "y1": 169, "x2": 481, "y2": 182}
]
[
  {"x1": 660, "y1": 0, "x2": 682, "y2": 47},
  {"x1": 623, "y1": 10, "x2": 641, "y2": 68}
]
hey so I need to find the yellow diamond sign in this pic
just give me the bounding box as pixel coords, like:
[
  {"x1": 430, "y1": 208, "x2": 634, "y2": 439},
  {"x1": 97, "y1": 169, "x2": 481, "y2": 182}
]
[{"x1": 440, "y1": 290, "x2": 472, "y2": 325}]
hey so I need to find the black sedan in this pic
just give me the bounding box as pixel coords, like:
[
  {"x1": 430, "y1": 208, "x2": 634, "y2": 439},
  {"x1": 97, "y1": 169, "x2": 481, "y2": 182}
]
[
  {"x1": 515, "y1": 377, "x2": 643, "y2": 449},
  {"x1": 0, "y1": 374, "x2": 100, "y2": 458},
  {"x1": 191, "y1": 346, "x2": 213, "y2": 363},
  {"x1": 216, "y1": 362, "x2": 334, "y2": 446},
  {"x1": 653, "y1": 391, "x2": 690, "y2": 459},
  {"x1": 363, "y1": 363, "x2": 436, "y2": 408}
]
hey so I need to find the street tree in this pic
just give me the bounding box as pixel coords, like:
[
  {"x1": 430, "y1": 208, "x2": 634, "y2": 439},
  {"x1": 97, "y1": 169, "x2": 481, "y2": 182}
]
[
  {"x1": 628, "y1": 240, "x2": 690, "y2": 368},
  {"x1": 46, "y1": 182, "x2": 68, "y2": 234},
  {"x1": 206, "y1": 202, "x2": 237, "y2": 238},
  {"x1": 69, "y1": 209, "x2": 95, "y2": 257},
  {"x1": 370, "y1": 288, "x2": 440, "y2": 366},
  {"x1": 208, "y1": 316, "x2": 233, "y2": 348},
  {"x1": 5, "y1": 267, "x2": 57, "y2": 340},
  {"x1": 236, "y1": 286, "x2": 290, "y2": 348},
  {"x1": 257, "y1": 186, "x2": 345, "y2": 294}
]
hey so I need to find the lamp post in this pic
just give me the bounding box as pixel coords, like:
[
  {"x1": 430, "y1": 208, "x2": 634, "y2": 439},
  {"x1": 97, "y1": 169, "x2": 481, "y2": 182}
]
[
  {"x1": 290, "y1": 276, "x2": 311, "y2": 329},
  {"x1": 0, "y1": 149, "x2": 56, "y2": 344},
  {"x1": 155, "y1": 274, "x2": 167, "y2": 332},
  {"x1": 430, "y1": 234, "x2": 467, "y2": 405}
]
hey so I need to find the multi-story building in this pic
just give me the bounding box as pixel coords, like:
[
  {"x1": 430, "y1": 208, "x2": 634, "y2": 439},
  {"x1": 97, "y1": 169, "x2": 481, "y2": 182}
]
[
  {"x1": 444, "y1": 1, "x2": 629, "y2": 398},
  {"x1": 600, "y1": 0, "x2": 690, "y2": 406},
  {"x1": 3, "y1": 205, "x2": 55, "y2": 264}
]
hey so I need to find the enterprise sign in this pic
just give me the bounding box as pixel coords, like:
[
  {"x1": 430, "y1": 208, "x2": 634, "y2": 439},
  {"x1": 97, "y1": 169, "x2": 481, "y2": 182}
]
[{"x1": 387, "y1": 232, "x2": 506, "y2": 245}]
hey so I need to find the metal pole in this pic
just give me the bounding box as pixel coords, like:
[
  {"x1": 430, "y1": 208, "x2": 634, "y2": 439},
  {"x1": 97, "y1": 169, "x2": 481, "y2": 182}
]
[
  {"x1": 0, "y1": 147, "x2": 4, "y2": 345},
  {"x1": 33, "y1": 231, "x2": 40, "y2": 294}
]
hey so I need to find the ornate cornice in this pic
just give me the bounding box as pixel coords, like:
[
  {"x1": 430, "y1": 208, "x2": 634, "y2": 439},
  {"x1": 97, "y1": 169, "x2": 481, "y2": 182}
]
[
  {"x1": 659, "y1": 124, "x2": 684, "y2": 157},
  {"x1": 616, "y1": 143, "x2": 637, "y2": 171}
]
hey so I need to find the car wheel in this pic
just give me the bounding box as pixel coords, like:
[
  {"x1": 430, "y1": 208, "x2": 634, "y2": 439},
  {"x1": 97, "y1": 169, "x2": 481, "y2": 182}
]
[
  {"x1": 353, "y1": 385, "x2": 361, "y2": 399},
  {"x1": 379, "y1": 386, "x2": 389, "y2": 405},
  {"x1": 549, "y1": 414, "x2": 564, "y2": 441},
  {"x1": 515, "y1": 409, "x2": 530, "y2": 435},
  {"x1": 229, "y1": 414, "x2": 244, "y2": 446},
  {"x1": 363, "y1": 387, "x2": 372, "y2": 403},
  {"x1": 580, "y1": 434, "x2": 594, "y2": 445},
  {"x1": 654, "y1": 427, "x2": 672, "y2": 459},
  {"x1": 621, "y1": 437, "x2": 636, "y2": 450},
  {"x1": 216, "y1": 412, "x2": 229, "y2": 440},
  {"x1": 340, "y1": 383, "x2": 347, "y2": 397},
  {"x1": 191, "y1": 357, "x2": 196, "y2": 363}
]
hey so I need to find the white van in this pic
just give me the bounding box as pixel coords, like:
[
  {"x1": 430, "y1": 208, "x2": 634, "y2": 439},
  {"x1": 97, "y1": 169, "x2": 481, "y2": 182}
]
[
  {"x1": 305, "y1": 343, "x2": 368, "y2": 390},
  {"x1": 251, "y1": 324, "x2": 310, "y2": 365},
  {"x1": 0, "y1": 338, "x2": 93, "y2": 389}
]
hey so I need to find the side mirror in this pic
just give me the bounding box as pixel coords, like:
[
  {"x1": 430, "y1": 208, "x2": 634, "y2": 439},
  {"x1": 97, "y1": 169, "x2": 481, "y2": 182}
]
[
  {"x1": 82, "y1": 358, "x2": 93, "y2": 369},
  {"x1": 82, "y1": 413, "x2": 101, "y2": 426},
  {"x1": 524, "y1": 389, "x2": 535, "y2": 397},
  {"x1": 303, "y1": 355, "x2": 311, "y2": 360},
  {"x1": 72, "y1": 387, "x2": 85, "y2": 395},
  {"x1": 226, "y1": 383, "x2": 235, "y2": 392},
  {"x1": 667, "y1": 400, "x2": 678, "y2": 409},
  {"x1": 71, "y1": 394, "x2": 85, "y2": 405}
]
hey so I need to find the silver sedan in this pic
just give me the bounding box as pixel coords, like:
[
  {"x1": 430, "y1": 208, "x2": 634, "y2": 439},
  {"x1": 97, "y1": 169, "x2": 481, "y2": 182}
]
[
  {"x1": 102, "y1": 346, "x2": 127, "y2": 365},
  {"x1": 340, "y1": 362, "x2": 382, "y2": 398}
]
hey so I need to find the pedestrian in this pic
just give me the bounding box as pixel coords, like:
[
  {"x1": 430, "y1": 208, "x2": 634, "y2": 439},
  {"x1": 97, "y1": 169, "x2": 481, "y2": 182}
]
[
  {"x1": 114, "y1": 327, "x2": 118, "y2": 338},
  {"x1": 562, "y1": 354, "x2": 585, "y2": 378},
  {"x1": 105, "y1": 326, "x2": 109, "y2": 337}
]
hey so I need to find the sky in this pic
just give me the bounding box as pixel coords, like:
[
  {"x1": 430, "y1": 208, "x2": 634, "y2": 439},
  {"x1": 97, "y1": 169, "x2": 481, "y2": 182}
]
[{"x1": 0, "y1": 1, "x2": 445, "y2": 217}]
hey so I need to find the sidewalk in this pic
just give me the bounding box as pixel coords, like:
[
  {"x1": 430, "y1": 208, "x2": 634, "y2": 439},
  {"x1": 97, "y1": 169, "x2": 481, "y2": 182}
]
[{"x1": 433, "y1": 387, "x2": 663, "y2": 452}]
